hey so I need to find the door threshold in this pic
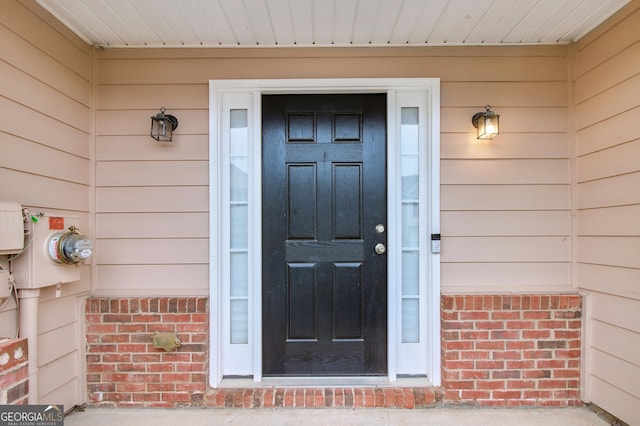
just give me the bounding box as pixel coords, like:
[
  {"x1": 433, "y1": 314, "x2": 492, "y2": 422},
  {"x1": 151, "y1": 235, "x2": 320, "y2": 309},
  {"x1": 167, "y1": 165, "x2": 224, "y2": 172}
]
[{"x1": 219, "y1": 376, "x2": 433, "y2": 388}]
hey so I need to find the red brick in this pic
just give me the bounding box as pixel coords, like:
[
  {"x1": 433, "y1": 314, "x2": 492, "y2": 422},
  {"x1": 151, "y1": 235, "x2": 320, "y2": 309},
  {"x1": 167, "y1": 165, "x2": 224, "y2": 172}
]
[
  {"x1": 538, "y1": 379, "x2": 568, "y2": 389},
  {"x1": 506, "y1": 380, "x2": 535, "y2": 389},
  {"x1": 476, "y1": 360, "x2": 504, "y2": 370},
  {"x1": 118, "y1": 343, "x2": 148, "y2": 353},
  {"x1": 553, "y1": 369, "x2": 580, "y2": 378},
  {"x1": 492, "y1": 370, "x2": 520, "y2": 379},
  {"x1": 88, "y1": 324, "x2": 117, "y2": 334},
  {"x1": 161, "y1": 372, "x2": 191, "y2": 382},
  {"x1": 132, "y1": 373, "x2": 161, "y2": 383},
  {"x1": 524, "y1": 350, "x2": 552, "y2": 359},
  {"x1": 461, "y1": 390, "x2": 491, "y2": 400},
  {"x1": 445, "y1": 340, "x2": 474, "y2": 350},
  {"x1": 102, "y1": 334, "x2": 130, "y2": 343},
  {"x1": 537, "y1": 359, "x2": 566, "y2": 369},
  {"x1": 442, "y1": 321, "x2": 474, "y2": 330},
  {"x1": 403, "y1": 388, "x2": 415, "y2": 408},
  {"x1": 507, "y1": 359, "x2": 535, "y2": 370},
  {"x1": 132, "y1": 354, "x2": 161, "y2": 363},
  {"x1": 384, "y1": 388, "x2": 395, "y2": 407},
  {"x1": 104, "y1": 314, "x2": 132, "y2": 323},
  {"x1": 334, "y1": 388, "x2": 344, "y2": 406},
  {"x1": 461, "y1": 370, "x2": 489, "y2": 380},
  {"x1": 538, "y1": 320, "x2": 567, "y2": 329},
  {"x1": 523, "y1": 311, "x2": 550, "y2": 319},
  {"x1": 493, "y1": 351, "x2": 521, "y2": 360},
  {"x1": 374, "y1": 388, "x2": 385, "y2": 406},
  {"x1": 282, "y1": 389, "x2": 295, "y2": 407},
  {"x1": 443, "y1": 360, "x2": 474, "y2": 370},
  {"x1": 132, "y1": 314, "x2": 161, "y2": 323},
  {"x1": 476, "y1": 341, "x2": 505, "y2": 350},
  {"x1": 475, "y1": 321, "x2": 504, "y2": 330},
  {"x1": 147, "y1": 383, "x2": 175, "y2": 392},
  {"x1": 523, "y1": 370, "x2": 551, "y2": 379},
  {"x1": 363, "y1": 388, "x2": 375, "y2": 407},
  {"x1": 162, "y1": 392, "x2": 191, "y2": 403},
  {"x1": 556, "y1": 349, "x2": 581, "y2": 359},
  {"x1": 441, "y1": 296, "x2": 454, "y2": 310},
  {"x1": 506, "y1": 340, "x2": 534, "y2": 350},
  {"x1": 506, "y1": 399, "x2": 537, "y2": 407},
  {"x1": 568, "y1": 320, "x2": 581, "y2": 329},
  {"x1": 492, "y1": 390, "x2": 521, "y2": 399},
  {"x1": 460, "y1": 311, "x2": 489, "y2": 320},
  {"x1": 460, "y1": 331, "x2": 490, "y2": 340},
  {"x1": 506, "y1": 321, "x2": 535, "y2": 330},
  {"x1": 491, "y1": 311, "x2": 520, "y2": 320},
  {"x1": 443, "y1": 330, "x2": 459, "y2": 340},
  {"x1": 522, "y1": 330, "x2": 550, "y2": 339},
  {"x1": 442, "y1": 311, "x2": 458, "y2": 320},
  {"x1": 491, "y1": 330, "x2": 520, "y2": 339},
  {"x1": 460, "y1": 350, "x2": 490, "y2": 360},
  {"x1": 133, "y1": 392, "x2": 160, "y2": 402},
  {"x1": 476, "y1": 381, "x2": 505, "y2": 390}
]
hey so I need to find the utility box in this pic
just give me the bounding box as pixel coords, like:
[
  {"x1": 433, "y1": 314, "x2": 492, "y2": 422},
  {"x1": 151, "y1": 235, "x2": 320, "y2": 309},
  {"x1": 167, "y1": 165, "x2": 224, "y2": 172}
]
[
  {"x1": 12, "y1": 213, "x2": 93, "y2": 289},
  {"x1": 0, "y1": 202, "x2": 24, "y2": 255}
]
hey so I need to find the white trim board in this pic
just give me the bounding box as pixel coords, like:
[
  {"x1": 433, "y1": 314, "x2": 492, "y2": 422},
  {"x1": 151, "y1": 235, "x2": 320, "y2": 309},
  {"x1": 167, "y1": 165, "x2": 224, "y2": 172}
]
[{"x1": 209, "y1": 78, "x2": 441, "y2": 387}]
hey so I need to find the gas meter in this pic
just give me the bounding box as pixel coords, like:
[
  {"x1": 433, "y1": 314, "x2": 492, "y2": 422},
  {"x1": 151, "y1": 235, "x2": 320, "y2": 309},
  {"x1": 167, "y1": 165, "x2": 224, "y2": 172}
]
[
  {"x1": 47, "y1": 226, "x2": 93, "y2": 264},
  {"x1": 12, "y1": 213, "x2": 93, "y2": 289}
]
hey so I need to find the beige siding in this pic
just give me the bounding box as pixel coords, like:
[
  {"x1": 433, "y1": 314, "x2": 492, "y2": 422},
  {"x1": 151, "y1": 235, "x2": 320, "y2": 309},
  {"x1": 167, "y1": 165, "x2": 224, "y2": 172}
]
[
  {"x1": 575, "y1": 0, "x2": 640, "y2": 423},
  {"x1": 0, "y1": 0, "x2": 93, "y2": 408},
  {"x1": 95, "y1": 45, "x2": 571, "y2": 296}
]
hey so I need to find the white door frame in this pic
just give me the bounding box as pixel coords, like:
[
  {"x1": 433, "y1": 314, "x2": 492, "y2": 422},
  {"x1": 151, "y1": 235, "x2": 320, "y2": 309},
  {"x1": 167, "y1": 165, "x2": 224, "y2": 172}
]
[{"x1": 209, "y1": 78, "x2": 441, "y2": 387}]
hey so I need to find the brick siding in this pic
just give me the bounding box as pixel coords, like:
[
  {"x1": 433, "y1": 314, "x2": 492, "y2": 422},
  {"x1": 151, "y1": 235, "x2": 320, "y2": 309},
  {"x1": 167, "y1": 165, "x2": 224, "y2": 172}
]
[
  {"x1": 441, "y1": 294, "x2": 582, "y2": 407},
  {"x1": 204, "y1": 387, "x2": 443, "y2": 408},
  {"x1": 0, "y1": 338, "x2": 29, "y2": 405},
  {"x1": 85, "y1": 297, "x2": 208, "y2": 408},
  {"x1": 85, "y1": 294, "x2": 581, "y2": 408}
]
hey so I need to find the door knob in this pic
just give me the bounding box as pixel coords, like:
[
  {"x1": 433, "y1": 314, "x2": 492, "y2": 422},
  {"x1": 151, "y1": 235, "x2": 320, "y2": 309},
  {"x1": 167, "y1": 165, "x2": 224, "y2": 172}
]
[{"x1": 374, "y1": 243, "x2": 386, "y2": 255}]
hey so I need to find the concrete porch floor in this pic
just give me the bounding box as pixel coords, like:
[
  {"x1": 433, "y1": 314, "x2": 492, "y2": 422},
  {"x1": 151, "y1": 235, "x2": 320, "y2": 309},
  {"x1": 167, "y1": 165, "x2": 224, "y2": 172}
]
[{"x1": 65, "y1": 407, "x2": 608, "y2": 425}]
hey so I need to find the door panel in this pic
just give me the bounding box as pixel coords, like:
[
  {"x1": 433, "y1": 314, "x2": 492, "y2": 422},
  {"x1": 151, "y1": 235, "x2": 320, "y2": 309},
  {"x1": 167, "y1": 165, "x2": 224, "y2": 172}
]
[{"x1": 262, "y1": 94, "x2": 387, "y2": 376}]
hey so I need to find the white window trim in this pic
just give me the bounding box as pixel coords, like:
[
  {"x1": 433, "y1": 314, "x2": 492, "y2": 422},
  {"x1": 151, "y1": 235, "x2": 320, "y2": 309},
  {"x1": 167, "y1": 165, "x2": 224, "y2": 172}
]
[{"x1": 209, "y1": 78, "x2": 441, "y2": 387}]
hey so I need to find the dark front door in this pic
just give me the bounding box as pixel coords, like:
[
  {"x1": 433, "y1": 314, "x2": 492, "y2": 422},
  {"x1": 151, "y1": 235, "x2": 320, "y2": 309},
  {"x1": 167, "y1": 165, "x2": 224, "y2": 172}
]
[{"x1": 262, "y1": 94, "x2": 387, "y2": 376}]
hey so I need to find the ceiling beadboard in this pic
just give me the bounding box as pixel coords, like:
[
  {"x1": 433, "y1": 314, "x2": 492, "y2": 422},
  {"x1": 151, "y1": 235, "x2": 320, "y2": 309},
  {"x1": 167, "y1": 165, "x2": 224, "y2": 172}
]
[{"x1": 36, "y1": 0, "x2": 630, "y2": 48}]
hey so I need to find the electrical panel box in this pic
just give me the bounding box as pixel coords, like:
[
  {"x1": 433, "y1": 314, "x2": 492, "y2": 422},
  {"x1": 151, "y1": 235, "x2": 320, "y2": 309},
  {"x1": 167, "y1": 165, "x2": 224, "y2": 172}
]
[
  {"x1": 0, "y1": 202, "x2": 24, "y2": 255},
  {"x1": 12, "y1": 213, "x2": 92, "y2": 289}
]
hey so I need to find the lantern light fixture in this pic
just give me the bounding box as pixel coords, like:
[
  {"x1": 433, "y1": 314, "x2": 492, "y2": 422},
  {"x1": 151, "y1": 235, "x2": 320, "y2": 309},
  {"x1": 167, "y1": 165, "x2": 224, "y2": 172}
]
[
  {"x1": 150, "y1": 107, "x2": 178, "y2": 142},
  {"x1": 471, "y1": 105, "x2": 500, "y2": 140}
]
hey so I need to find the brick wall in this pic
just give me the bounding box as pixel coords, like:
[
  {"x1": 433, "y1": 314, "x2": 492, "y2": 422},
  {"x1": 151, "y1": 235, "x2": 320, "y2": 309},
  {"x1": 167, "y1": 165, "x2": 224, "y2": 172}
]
[
  {"x1": 86, "y1": 297, "x2": 208, "y2": 408},
  {"x1": 441, "y1": 294, "x2": 581, "y2": 407},
  {"x1": 85, "y1": 294, "x2": 582, "y2": 409},
  {"x1": 0, "y1": 338, "x2": 29, "y2": 405}
]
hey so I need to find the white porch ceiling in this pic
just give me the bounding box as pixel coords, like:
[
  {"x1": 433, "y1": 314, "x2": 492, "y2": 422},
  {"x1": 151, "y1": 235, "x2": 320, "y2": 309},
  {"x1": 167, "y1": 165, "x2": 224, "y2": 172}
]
[{"x1": 36, "y1": 0, "x2": 630, "y2": 48}]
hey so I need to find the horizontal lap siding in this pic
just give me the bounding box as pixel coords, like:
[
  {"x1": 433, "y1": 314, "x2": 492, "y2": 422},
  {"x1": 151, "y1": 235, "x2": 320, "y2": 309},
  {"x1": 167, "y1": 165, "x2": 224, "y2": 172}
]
[
  {"x1": 440, "y1": 52, "x2": 570, "y2": 294},
  {"x1": 574, "y1": 1, "x2": 640, "y2": 424},
  {"x1": 95, "y1": 45, "x2": 571, "y2": 296},
  {"x1": 0, "y1": 0, "x2": 93, "y2": 408}
]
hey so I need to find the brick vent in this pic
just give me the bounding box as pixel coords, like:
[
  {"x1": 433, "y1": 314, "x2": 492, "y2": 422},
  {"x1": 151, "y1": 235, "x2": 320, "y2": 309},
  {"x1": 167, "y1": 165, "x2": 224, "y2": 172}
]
[
  {"x1": 204, "y1": 387, "x2": 444, "y2": 408},
  {"x1": 0, "y1": 338, "x2": 29, "y2": 405},
  {"x1": 441, "y1": 294, "x2": 581, "y2": 407},
  {"x1": 86, "y1": 297, "x2": 208, "y2": 408}
]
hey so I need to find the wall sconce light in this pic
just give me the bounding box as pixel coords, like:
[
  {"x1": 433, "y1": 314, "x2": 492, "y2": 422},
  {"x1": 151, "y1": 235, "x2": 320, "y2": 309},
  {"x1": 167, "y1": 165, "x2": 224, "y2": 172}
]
[
  {"x1": 150, "y1": 107, "x2": 178, "y2": 141},
  {"x1": 471, "y1": 105, "x2": 500, "y2": 140}
]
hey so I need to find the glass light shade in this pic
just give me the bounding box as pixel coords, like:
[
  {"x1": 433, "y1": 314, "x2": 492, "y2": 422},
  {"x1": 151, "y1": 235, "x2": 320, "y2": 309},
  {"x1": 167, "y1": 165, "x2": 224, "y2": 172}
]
[
  {"x1": 472, "y1": 106, "x2": 500, "y2": 140},
  {"x1": 150, "y1": 108, "x2": 178, "y2": 141}
]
